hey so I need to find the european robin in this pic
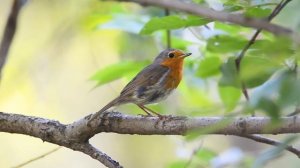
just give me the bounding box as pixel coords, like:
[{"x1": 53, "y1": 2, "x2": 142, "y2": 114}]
[{"x1": 96, "y1": 48, "x2": 191, "y2": 117}]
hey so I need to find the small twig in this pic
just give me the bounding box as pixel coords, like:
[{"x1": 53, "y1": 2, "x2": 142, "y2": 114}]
[
  {"x1": 287, "y1": 108, "x2": 300, "y2": 116},
  {"x1": 165, "y1": 8, "x2": 171, "y2": 48},
  {"x1": 235, "y1": 0, "x2": 291, "y2": 67},
  {"x1": 239, "y1": 134, "x2": 300, "y2": 158},
  {"x1": 0, "y1": 0, "x2": 27, "y2": 79},
  {"x1": 294, "y1": 60, "x2": 298, "y2": 75},
  {"x1": 71, "y1": 143, "x2": 123, "y2": 168},
  {"x1": 184, "y1": 141, "x2": 204, "y2": 168},
  {"x1": 234, "y1": 0, "x2": 292, "y2": 116},
  {"x1": 236, "y1": 0, "x2": 291, "y2": 80},
  {"x1": 117, "y1": 0, "x2": 294, "y2": 37},
  {"x1": 12, "y1": 147, "x2": 62, "y2": 168}
]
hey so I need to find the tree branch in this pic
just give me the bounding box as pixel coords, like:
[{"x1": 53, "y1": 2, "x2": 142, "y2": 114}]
[
  {"x1": 2, "y1": 111, "x2": 300, "y2": 139},
  {"x1": 2, "y1": 111, "x2": 300, "y2": 165},
  {"x1": 115, "y1": 0, "x2": 296, "y2": 38},
  {"x1": 235, "y1": 0, "x2": 292, "y2": 116},
  {"x1": 69, "y1": 143, "x2": 122, "y2": 168},
  {"x1": 0, "y1": 112, "x2": 122, "y2": 168},
  {"x1": 238, "y1": 134, "x2": 300, "y2": 158},
  {"x1": 1, "y1": 1, "x2": 298, "y2": 167},
  {"x1": 0, "y1": 0, "x2": 27, "y2": 79}
]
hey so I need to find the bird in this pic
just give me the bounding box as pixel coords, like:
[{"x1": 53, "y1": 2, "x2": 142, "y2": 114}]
[{"x1": 96, "y1": 48, "x2": 191, "y2": 117}]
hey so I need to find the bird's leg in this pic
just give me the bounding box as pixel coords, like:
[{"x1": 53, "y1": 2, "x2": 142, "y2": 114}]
[
  {"x1": 138, "y1": 105, "x2": 164, "y2": 118},
  {"x1": 136, "y1": 104, "x2": 153, "y2": 116}
]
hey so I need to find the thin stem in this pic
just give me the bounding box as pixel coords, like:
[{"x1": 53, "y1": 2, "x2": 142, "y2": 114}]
[
  {"x1": 184, "y1": 141, "x2": 204, "y2": 168},
  {"x1": 72, "y1": 143, "x2": 123, "y2": 168},
  {"x1": 0, "y1": 0, "x2": 27, "y2": 79},
  {"x1": 235, "y1": 0, "x2": 292, "y2": 116},
  {"x1": 165, "y1": 8, "x2": 171, "y2": 48},
  {"x1": 239, "y1": 134, "x2": 300, "y2": 158},
  {"x1": 12, "y1": 147, "x2": 61, "y2": 168}
]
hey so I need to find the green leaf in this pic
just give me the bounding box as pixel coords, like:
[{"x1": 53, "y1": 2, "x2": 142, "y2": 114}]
[
  {"x1": 278, "y1": 71, "x2": 300, "y2": 108},
  {"x1": 223, "y1": 0, "x2": 248, "y2": 12},
  {"x1": 196, "y1": 56, "x2": 221, "y2": 78},
  {"x1": 251, "y1": 37, "x2": 294, "y2": 60},
  {"x1": 162, "y1": 33, "x2": 193, "y2": 50},
  {"x1": 192, "y1": 0, "x2": 205, "y2": 4},
  {"x1": 196, "y1": 148, "x2": 216, "y2": 163},
  {"x1": 185, "y1": 15, "x2": 211, "y2": 26},
  {"x1": 254, "y1": 135, "x2": 298, "y2": 168},
  {"x1": 240, "y1": 56, "x2": 280, "y2": 88},
  {"x1": 178, "y1": 81, "x2": 213, "y2": 110},
  {"x1": 223, "y1": 0, "x2": 249, "y2": 8},
  {"x1": 250, "y1": 69, "x2": 300, "y2": 117},
  {"x1": 140, "y1": 15, "x2": 184, "y2": 35},
  {"x1": 245, "y1": 7, "x2": 272, "y2": 18},
  {"x1": 140, "y1": 15, "x2": 210, "y2": 35},
  {"x1": 214, "y1": 22, "x2": 251, "y2": 35},
  {"x1": 219, "y1": 57, "x2": 240, "y2": 87},
  {"x1": 207, "y1": 35, "x2": 248, "y2": 53},
  {"x1": 257, "y1": 97, "x2": 280, "y2": 122},
  {"x1": 167, "y1": 161, "x2": 187, "y2": 168},
  {"x1": 218, "y1": 86, "x2": 241, "y2": 111},
  {"x1": 90, "y1": 61, "x2": 149, "y2": 87}
]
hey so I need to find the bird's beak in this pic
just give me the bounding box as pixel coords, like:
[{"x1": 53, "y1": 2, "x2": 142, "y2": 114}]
[{"x1": 181, "y1": 53, "x2": 192, "y2": 58}]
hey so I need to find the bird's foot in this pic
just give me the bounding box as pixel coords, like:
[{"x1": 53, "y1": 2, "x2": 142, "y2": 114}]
[{"x1": 157, "y1": 114, "x2": 174, "y2": 120}]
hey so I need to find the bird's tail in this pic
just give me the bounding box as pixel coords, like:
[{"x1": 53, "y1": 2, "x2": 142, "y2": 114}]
[
  {"x1": 98, "y1": 96, "x2": 122, "y2": 114},
  {"x1": 88, "y1": 97, "x2": 122, "y2": 123}
]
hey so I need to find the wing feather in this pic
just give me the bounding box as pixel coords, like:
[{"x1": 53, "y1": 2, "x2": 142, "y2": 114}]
[{"x1": 120, "y1": 64, "x2": 169, "y2": 96}]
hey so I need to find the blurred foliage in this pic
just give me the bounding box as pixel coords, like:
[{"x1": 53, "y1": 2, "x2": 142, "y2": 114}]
[
  {"x1": 86, "y1": 0, "x2": 300, "y2": 167},
  {"x1": 219, "y1": 57, "x2": 241, "y2": 87},
  {"x1": 253, "y1": 135, "x2": 299, "y2": 168},
  {"x1": 196, "y1": 56, "x2": 221, "y2": 78},
  {"x1": 167, "y1": 148, "x2": 217, "y2": 168},
  {"x1": 88, "y1": 0, "x2": 300, "y2": 166},
  {"x1": 218, "y1": 86, "x2": 241, "y2": 111},
  {"x1": 206, "y1": 35, "x2": 249, "y2": 53},
  {"x1": 89, "y1": 61, "x2": 149, "y2": 87},
  {"x1": 140, "y1": 15, "x2": 211, "y2": 35},
  {"x1": 1, "y1": 0, "x2": 300, "y2": 167}
]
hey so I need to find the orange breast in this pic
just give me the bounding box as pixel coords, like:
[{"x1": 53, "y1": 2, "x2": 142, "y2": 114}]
[{"x1": 160, "y1": 59, "x2": 184, "y2": 89}]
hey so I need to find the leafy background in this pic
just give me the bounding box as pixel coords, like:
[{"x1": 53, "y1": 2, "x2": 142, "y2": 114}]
[{"x1": 0, "y1": 0, "x2": 300, "y2": 168}]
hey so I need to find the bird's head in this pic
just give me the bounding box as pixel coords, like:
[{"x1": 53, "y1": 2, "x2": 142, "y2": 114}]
[{"x1": 154, "y1": 48, "x2": 192, "y2": 66}]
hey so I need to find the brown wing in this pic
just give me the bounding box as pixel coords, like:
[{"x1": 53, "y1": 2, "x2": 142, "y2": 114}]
[{"x1": 120, "y1": 64, "x2": 169, "y2": 96}]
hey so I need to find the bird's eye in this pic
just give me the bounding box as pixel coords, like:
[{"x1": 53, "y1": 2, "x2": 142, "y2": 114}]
[{"x1": 168, "y1": 52, "x2": 175, "y2": 58}]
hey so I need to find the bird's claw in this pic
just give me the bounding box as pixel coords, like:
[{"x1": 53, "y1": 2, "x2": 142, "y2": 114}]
[{"x1": 157, "y1": 114, "x2": 174, "y2": 120}]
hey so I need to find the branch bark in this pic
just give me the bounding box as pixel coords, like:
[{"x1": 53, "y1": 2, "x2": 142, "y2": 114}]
[
  {"x1": 72, "y1": 112, "x2": 300, "y2": 139},
  {"x1": 1, "y1": 111, "x2": 300, "y2": 166},
  {"x1": 2, "y1": 111, "x2": 300, "y2": 140},
  {"x1": 70, "y1": 143, "x2": 122, "y2": 168},
  {"x1": 115, "y1": 0, "x2": 296, "y2": 38},
  {"x1": 0, "y1": 112, "x2": 122, "y2": 168}
]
